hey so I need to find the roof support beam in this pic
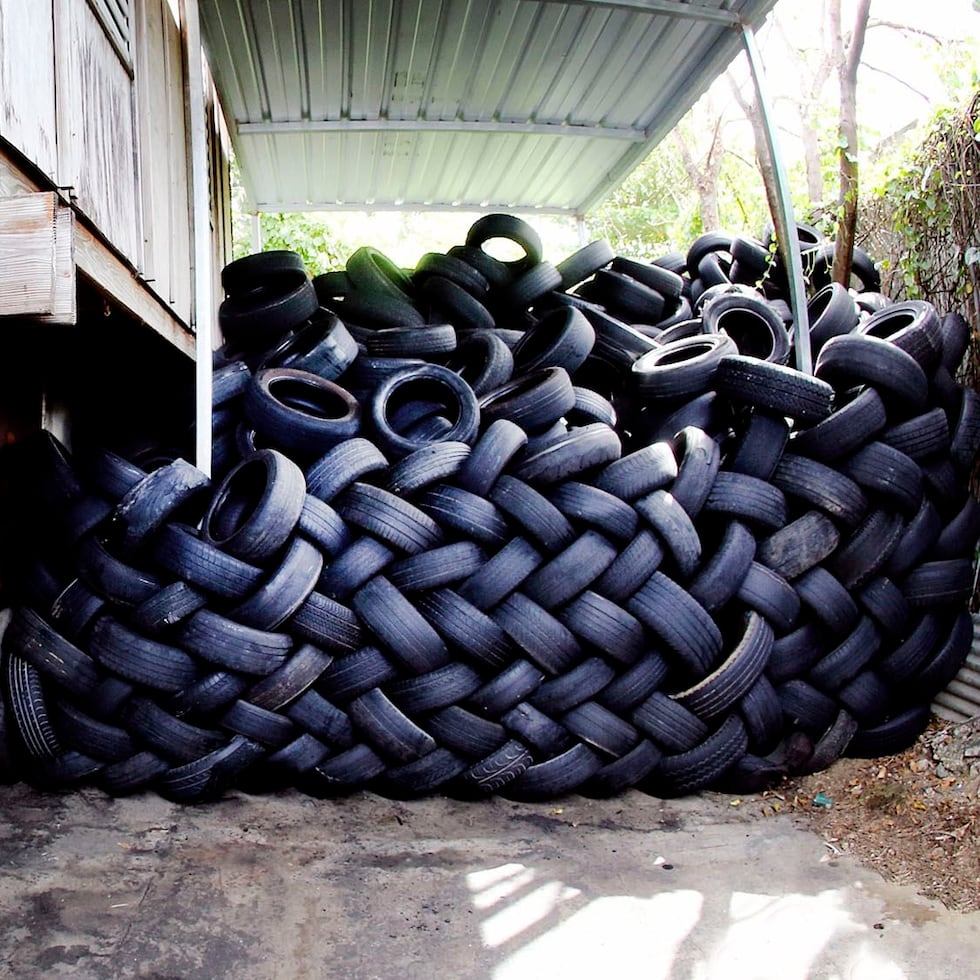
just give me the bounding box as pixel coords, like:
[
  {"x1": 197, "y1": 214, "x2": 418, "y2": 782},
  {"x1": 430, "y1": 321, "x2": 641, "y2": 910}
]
[
  {"x1": 237, "y1": 119, "x2": 646, "y2": 141},
  {"x1": 526, "y1": 0, "x2": 740, "y2": 25},
  {"x1": 740, "y1": 22, "x2": 812, "y2": 374}
]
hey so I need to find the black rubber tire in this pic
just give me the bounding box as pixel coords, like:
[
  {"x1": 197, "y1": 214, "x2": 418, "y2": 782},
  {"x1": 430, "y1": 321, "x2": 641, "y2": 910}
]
[
  {"x1": 337, "y1": 482, "x2": 443, "y2": 555},
  {"x1": 415, "y1": 484, "x2": 509, "y2": 548},
  {"x1": 221, "y1": 250, "x2": 307, "y2": 296},
  {"x1": 950, "y1": 387, "x2": 980, "y2": 474},
  {"x1": 153, "y1": 523, "x2": 263, "y2": 600},
  {"x1": 388, "y1": 541, "x2": 486, "y2": 592},
  {"x1": 465, "y1": 213, "x2": 543, "y2": 274},
  {"x1": 512, "y1": 423, "x2": 622, "y2": 486},
  {"x1": 316, "y1": 648, "x2": 398, "y2": 704},
  {"x1": 521, "y1": 530, "x2": 619, "y2": 609},
  {"x1": 503, "y1": 743, "x2": 603, "y2": 802},
  {"x1": 414, "y1": 252, "x2": 489, "y2": 297},
  {"x1": 305, "y1": 438, "x2": 388, "y2": 504},
  {"x1": 806, "y1": 282, "x2": 858, "y2": 355},
  {"x1": 369, "y1": 363, "x2": 480, "y2": 459},
  {"x1": 110, "y1": 459, "x2": 210, "y2": 553},
  {"x1": 715, "y1": 355, "x2": 834, "y2": 422},
  {"x1": 492, "y1": 593, "x2": 582, "y2": 675},
  {"x1": 627, "y1": 571, "x2": 722, "y2": 675},
  {"x1": 467, "y1": 659, "x2": 545, "y2": 716},
  {"x1": 590, "y1": 269, "x2": 666, "y2": 324},
  {"x1": 858, "y1": 576, "x2": 911, "y2": 643},
  {"x1": 362, "y1": 323, "x2": 457, "y2": 359},
  {"x1": 178, "y1": 609, "x2": 292, "y2": 676},
  {"x1": 424, "y1": 705, "x2": 507, "y2": 759},
  {"x1": 735, "y1": 562, "x2": 800, "y2": 633},
  {"x1": 6, "y1": 606, "x2": 101, "y2": 698},
  {"x1": 789, "y1": 387, "x2": 887, "y2": 463},
  {"x1": 771, "y1": 454, "x2": 868, "y2": 527},
  {"x1": 808, "y1": 615, "x2": 881, "y2": 692},
  {"x1": 457, "y1": 535, "x2": 544, "y2": 611},
  {"x1": 76, "y1": 533, "x2": 163, "y2": 606},
  {"x1": 458, "y1": 740, "x2": 534, "y2": 795},
  {"x1": 932, "y1": 496, "x2": 980, "y2": 560},
  {"x1": 702, "y1": 291, "x2": 789, "y2": 364},
  {"x1": 444, "y1": 331, "x2": 514, "y2": 397},
  {"x1": 228, "y1": 536, "x2": 323, "y2": 630},
  {"x1": 703, "y1": 471, "x2": 788, "y2": 531},
  {"x1": 777, "y1": 678, "x2": 838, "y2": 737},
  {"x1": 345, "y1": 245, "x2": 414, "y2": 300},
  {"x1": 610, "y1": 256, "x2": 684, "y2": 299},
  {"x1": 652, "y1": 714, "x2": 748, "y2": 797},
  {"x1": 902, "y1": 559, "x2": 975, "y2": 607},
  {"x1": 479, "y1": 367, "x2": 576, "y2": 435},
  {"x1": 489, "y1": 476, "x2": 575, "y2": 553},
  {"x1": 498, "y1": 261, "x2": 563, "y2": 310},
  {"x1": 688, "y1": 520, "x2": 757, "y2": 613},
  {"x1": 258, "y1": 310, "x2": 358, "y2": 381},
  {"x1": 837, "y1": 441, "x2": 923, "y2": 515},
  {"x1": 202, "y1": 449, "x2": 306, "y2": 564},
  {"x1": 725, "y1": 411, "x2": 789, "y2": 481},
  {"x1": 794, "y1": 566, "x2": 860, "y2": 636},
  {"x1": 129, "y1": 581, "x2": 208, "y2": 636},
  {"x1": 421, "y1": 276, "x2": 495, "y2": 332},
  {"x1": 512, "y1": 307, "x2": 595, "y2": 375},
  {"x1": 634, "y1": 489, "x2": 702, "y2": 579},
  {"x1": 939, "y1": 311, "x2": 971, "y2": 372},
  {"x1": 348, "y1": 687, "x2": 436, "y2": 763},
  {"x1": 815, "y1": 334, "x2": 929, "y2": 413},
  {"x1": 245, "y1": 643, "x2": 334, "y2": 712},
  {"x1": 846, "y1": 704, "x2": 932, "y2": 758},
  {"x1": 877, "y1": 611, "x2": 942, "y2": 685},
  {"x1": 352, "y1": 576, "x2": 450, "y2": 673},
  {"x1": 556, "y1": 240, "x2": 615, "y2": 289},
  {"x1": 856, "y1": 300, "x2": 943, "y2": 370},
  {"x1": 548, "y1": 481, "x2": 638, "y2": 542},
  {"x1": 596, "y1": 443, "x2": 677, "y2": 501},
  {"x1": 880, "y1": 408, "x2": 950, "y2": 461},
  {"x1": 416, "y1": 588, "x2": 516, "y2": 671},
  {"x1": 219, "y1": 277, "x2": 319, "y2": 352},
  {"x1": 530, "y1": 657, "x2": 617, "y2": 714},
  {"x1": 631, "y1": 334, "x2": 736, "y2": 401},
  {"x1": 668, "y1": 426, "x2": 722, "y2": 519},
  {"x1": 756, "y1": 511, "x2": 841, "y2": 581},
  {"x1": 826, "y1": 508, "x2": 905, "y2": 590},
  {"x1": 593, "y1": 529, "x2": 665, "y2": 603},
  {"x1": 671, "y1": 613, "x2": 773, "y2": 721}
]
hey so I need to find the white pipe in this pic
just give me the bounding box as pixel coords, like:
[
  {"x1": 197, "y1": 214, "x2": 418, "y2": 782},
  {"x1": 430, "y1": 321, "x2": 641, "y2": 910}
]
[{"x1": 180, "y1": 0, "x2": 213, "y2": 474}]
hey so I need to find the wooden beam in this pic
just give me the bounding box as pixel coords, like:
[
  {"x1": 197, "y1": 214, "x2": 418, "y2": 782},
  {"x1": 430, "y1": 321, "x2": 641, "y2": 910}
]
[{"x1": 0, "y1": 143, "x2": 194, "y2": 356}]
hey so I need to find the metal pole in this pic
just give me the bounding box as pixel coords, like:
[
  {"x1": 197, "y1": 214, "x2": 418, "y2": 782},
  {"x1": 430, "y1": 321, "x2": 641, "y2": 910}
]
[
  {"x1": 576, "y1": 214, "x2": 588, "y2": 247},
  {"x1": 251, "y1": 212, "x2": 263, "y2": 253},
  {"x1": 180, "y1": 0, "x2": 213, "y2": 475},
  {"x1": 741, "y1": 23, "x2": 812, "y2": 374}
]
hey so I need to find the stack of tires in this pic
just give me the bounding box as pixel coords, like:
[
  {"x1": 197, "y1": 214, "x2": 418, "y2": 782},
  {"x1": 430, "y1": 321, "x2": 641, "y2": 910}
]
[{"x1": 1, "y1": 214, "x2": 978, "y2": 803}]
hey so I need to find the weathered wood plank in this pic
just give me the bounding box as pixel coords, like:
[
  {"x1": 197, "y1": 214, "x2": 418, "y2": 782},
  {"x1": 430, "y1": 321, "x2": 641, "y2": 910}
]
[
  {"x1": 57, "y1": 0, "x2": 141, "y2": 265},
  {"x1": 0, "y1": 0, "x2": 58, "y2": 178},
  {"x1": 74, "y1": 221, "x2": 194, "y2": 359},
  {"x1": 0, "y1": 193, "x2": 57, "y2": 316}
]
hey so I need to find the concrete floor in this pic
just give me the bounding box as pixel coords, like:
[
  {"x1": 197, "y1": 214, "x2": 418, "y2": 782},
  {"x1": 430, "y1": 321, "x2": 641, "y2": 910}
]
[{"x1": 0, "y1": 783, "x2": 977, "y2": 979}]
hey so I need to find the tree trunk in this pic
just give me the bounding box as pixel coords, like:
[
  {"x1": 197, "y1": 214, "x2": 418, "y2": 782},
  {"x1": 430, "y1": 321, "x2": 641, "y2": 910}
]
[{"x1": 832, "y1": 0, "x2": 872, "y2": 286}]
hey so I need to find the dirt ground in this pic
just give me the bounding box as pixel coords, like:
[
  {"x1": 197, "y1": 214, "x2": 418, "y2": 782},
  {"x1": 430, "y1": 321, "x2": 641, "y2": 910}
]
[{"x1": 728, "y1": 716, "x2": 980, "y2": 913}]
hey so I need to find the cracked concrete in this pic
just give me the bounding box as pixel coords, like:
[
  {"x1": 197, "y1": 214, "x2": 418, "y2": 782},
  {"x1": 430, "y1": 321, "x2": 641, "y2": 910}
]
[{"x1": 0, "y1": 783, "x2": 977, "y2": 978}]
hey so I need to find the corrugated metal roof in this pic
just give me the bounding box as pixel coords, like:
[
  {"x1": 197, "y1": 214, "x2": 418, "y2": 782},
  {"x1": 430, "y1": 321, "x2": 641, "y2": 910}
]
[
  {"x1": 933, "y1": 614, "x2": 980, "y2": 722},
  {"x1": 199, "y1": 0, "x2": 779, "y2": 214}
]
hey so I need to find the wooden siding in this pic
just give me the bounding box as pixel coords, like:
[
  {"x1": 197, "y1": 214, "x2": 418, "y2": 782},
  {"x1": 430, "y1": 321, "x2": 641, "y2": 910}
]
[
  {"x1": 135, "y1": 0, "x2": 191, "y2": 322},
  {"x1": 0, "y1": 0, "x2": 58, "y2": 178},
  {"x1": 0, "y1": 0, "x2": 231, "y2": 348},
  {"x1": 57, "y1": 0, "x2": 141, "y2": 265}
]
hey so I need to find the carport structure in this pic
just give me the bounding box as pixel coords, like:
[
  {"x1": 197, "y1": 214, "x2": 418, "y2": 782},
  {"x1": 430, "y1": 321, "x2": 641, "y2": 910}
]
[{"x1": 193, "y1": 0, "x2": 808, "y2": 465}]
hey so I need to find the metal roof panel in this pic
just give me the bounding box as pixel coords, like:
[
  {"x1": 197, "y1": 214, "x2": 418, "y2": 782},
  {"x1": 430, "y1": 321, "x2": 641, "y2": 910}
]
[{"x1": 201, "y1": 0, "x2": 780, "y2": 214}]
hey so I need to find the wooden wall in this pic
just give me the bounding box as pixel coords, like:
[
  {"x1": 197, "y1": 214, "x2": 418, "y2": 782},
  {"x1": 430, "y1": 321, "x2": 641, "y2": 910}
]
[{"x1": 0, "y1": 0, "x2": 228, "y2": 335}]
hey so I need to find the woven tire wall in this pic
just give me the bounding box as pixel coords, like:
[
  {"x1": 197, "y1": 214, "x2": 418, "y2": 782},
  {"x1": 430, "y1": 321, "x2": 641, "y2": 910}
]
[{"x1": 1, "y1": 218, "x2": 978, "y2": 803}]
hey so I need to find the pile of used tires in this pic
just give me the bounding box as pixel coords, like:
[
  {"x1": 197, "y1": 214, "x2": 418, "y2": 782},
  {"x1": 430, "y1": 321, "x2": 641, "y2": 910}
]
[{"x1": 2, "y1": 213, "x2": 978, "y2": 803}]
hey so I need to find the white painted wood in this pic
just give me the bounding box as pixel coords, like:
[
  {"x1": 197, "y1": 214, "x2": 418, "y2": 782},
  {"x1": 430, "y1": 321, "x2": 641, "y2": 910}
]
[
  {"x1": 57, "y1": 0, "x2": 140, "y2": 264},
  {"x1": 0, "y1": 0, "x2": 58, "y2": 178},
  {"x1": 135, "y1": 0, "x2": 191, "y2": 323}
]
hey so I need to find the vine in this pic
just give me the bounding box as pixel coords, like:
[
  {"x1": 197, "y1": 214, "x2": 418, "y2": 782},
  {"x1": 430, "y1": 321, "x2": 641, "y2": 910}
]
[{"x1": 860, "y1": 91, "x2": 980, "y2": 388}]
